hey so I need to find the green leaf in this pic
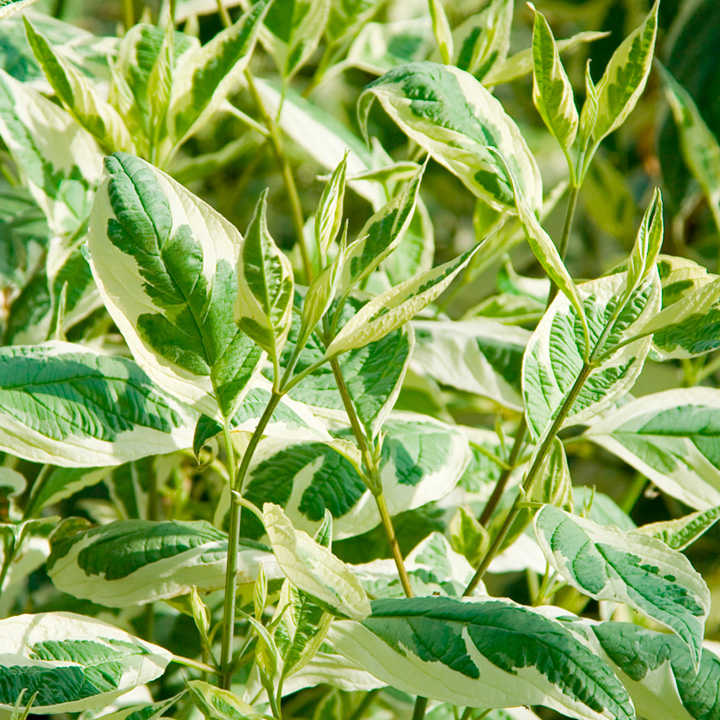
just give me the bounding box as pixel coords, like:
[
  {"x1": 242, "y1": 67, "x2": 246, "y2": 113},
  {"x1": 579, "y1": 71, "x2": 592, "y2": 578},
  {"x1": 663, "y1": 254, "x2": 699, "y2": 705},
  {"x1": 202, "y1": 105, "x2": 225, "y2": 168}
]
[
  {"x1": 503, "y1": 156, "x2": 587, "y2": 339},
  {"x1": 330, "y1": 596, "x2": 634, "y2": 720},
  {"x1": 410, "y1": 318, "x2": 530, "y2": 410},
  {"x1": 591, "y1": 0, "x2": 659, "y2": 146},
  {"x1": 236, "y1": 189, "x2": 294, "y2": 364},
  {"x1": 283, "y1": 296, "x2": 413, "y2": 437},
  {"x1": 626, "y1": 188, "x2": 664, "y2": 294},
  {"x1": 0, "y1": 612, "x2": 171, "y2": 714},
  {"x1": 0, "y1": 0, "x2": 40, "y2": 19},
  {"x1": 340, "y1": 162, "x2": 425, "y2": 292},
  {"x1": 535, "y1": 505, "x2": 710, "y2": 666},
  {"x1": 327, "y1": 243, "x2": 481, "y2": 356},
  {"x1": 169, "y1": 0, "x2": 271, "y2": 145},
  {"x1": 273, "y1": 578, "x2": 332, "y2": 677},
  {"x1": 25, "y1": 467, "x2": 110, "y2": 518},
  {"x1": 531, "y1": 7, "x2": 578, "y2": 152},
  {"x1": 253, "y1": 78, "x2": 386, "y2": 208},
  {"x1": 112, "y1": 24, "x2": 198, "y2": 158},
  {"x1": 637, "y1": 506, "x2": 720, "y2": 551},
  {"x1": 584, "y1": 388, "x2": 720, "y2": 510},
  {"x1": 187, "y1": 680, "x2": 261, "y2": 720},
  {"x1": 0, "y1": 341, "x2": 196, "y2": 468},
  {"x1": 358, "y1": 61, "x2": 542, "y2": 213},
  {"x1": 523, "y1": 270, "x2": 661, "y2": 441},
  {"x1": 453, "y1": 0, "x2": 512, "y2": 79},
  {"x1": 660, "y1": 64, "x2": 720, "y2": 235},
  {"x1": 261, "y1": 0, "x2": 330, "y2": 79},
  {"x1": 242, "y1": 415, "x2": 470, "y2": 540},
  {"x1": 0, "y1": 69, "x2": 102, "y2": 239},
  {"x1": 484, "y1": 31, "x2": 609, "y2": 87},
  {"x1": 315, "y1": 153, "x2": 347, "y2": 257},
  {"x1": 345, "y1": 19, "x2": 434, "y2": 76},
  {"x1": 594, "y1": 621, "x2": 720, "y2": 720},
  {"x1": 23, "y1": 18, "x2": 134, "y2": 154},
  {"x1": 356, "y1": 532, "x2": 479, "y2": 599},
  {"x1": 87, "y1": 152, "x2": 263, "y2": 419},
  {"x1": 428, "y1": 0, "x2": 452, "y2": 65},
  {"x1": 263, "y1": 503, "x2": 371, "y2": 620},
  {"x1": 47, "y1": 519, "x2": 277, "y2": 607}
]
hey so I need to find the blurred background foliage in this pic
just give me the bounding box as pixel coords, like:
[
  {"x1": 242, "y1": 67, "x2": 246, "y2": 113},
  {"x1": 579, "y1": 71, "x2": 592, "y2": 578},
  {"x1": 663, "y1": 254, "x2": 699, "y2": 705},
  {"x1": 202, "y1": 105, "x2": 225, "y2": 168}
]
[{"x1": 3, "y1": 1, "x2": 720, "y2": 717}]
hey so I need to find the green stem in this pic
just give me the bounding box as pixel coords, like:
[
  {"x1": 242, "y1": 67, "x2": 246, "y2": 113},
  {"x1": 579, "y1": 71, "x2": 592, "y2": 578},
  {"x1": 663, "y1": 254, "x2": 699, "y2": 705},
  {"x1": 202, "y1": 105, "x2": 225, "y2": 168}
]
[
  {"x1": 22, "y1": 465, "x2": 51, "y2": 520},
  {"x1": 171, "y1": 653, "x2": 219, "y2": 675},
  {"x1": 327, "y1": 356, "x2": 414, "y2": 597},
  {"x1": 620, "y1": 473, "x2": 648, "y2": 514},
  {"x1": 123, "y1": 0, "x2": 134, "y2": 30},
  {"x1": 463, "y1": 362, "x2": 594, "y2": 595},
  {"x1": 478, "y1": 418, "x2": 527, "y2": 527},
  {"x1": 411, "y1": 697, "x2": 429, "y2": 720},
  {"x1": 244, "y1": 70, "x2": 313, "y2": 282},
  {"x1": 348, "y1": 689, "x2": 380, "y2": 720},
  {"x1": 546, "y1": 183, "x2": 580, "y2": 307},
  {"x1": 215, "y1": 0, "x2": 232, "y2": 27},
  {"x1": 219, "y1": 393, "x2": 281, "y2": 689}
]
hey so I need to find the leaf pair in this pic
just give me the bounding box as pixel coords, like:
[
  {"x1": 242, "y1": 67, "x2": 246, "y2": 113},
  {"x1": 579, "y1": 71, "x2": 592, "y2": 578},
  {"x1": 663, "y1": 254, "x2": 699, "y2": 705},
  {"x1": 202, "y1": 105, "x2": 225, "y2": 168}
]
[
  {"x1": 24, "y1": 0, "x2": 272, "y2": 165},
  {"x1": 531, "y1": 1, "x2": 659, "y2": 179}
]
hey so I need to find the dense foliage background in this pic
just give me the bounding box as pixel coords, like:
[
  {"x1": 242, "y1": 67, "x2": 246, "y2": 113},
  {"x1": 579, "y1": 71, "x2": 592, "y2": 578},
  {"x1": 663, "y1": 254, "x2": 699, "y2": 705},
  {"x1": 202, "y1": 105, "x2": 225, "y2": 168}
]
[{"x1": 2, "y1": 0, "x2": 720, "y2": 719}]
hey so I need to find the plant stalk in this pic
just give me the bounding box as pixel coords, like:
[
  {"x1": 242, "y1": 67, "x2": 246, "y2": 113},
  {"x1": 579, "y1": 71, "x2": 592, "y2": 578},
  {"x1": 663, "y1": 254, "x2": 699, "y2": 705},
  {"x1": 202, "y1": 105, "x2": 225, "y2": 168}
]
[
  {"x1": 478, "y1": 418, "x2": 527, "y2": 527},
  {"x1": 219, "y1": 392, "x2": 282, "y2": 689},
  {"x1": 463, "y1": 362, "x2": 593, "y2": 595},
  {"x1": 244, "y1": 70, "x2": 313, "y2": 282}
]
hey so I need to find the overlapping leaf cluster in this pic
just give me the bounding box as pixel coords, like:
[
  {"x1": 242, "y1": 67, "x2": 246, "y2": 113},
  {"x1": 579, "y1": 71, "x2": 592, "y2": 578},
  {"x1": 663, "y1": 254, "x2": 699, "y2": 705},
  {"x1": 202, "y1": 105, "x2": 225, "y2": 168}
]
[{"x1": 0, "y1": 1, "x2": 720, "y2": 719}]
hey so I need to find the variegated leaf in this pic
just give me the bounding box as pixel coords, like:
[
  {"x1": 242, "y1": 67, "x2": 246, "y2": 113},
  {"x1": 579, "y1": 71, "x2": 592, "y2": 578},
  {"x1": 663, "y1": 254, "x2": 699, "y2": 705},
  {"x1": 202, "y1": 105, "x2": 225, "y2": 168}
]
[
  {"x1": 591, "y1": 0, "x2": 659, "y2": 146},
  {"x1": 660, "y1": 65, "x2": 720, "y2": 234},
  {"x1": 261, "y1": 0, "x2": 330, "y2": 79},
  {"x1": 327, "y1": 244, "x2": 481, "y2": 356},
  {"x1": 535, "y1": 505, "x2": 710, "y2": 666},
  {"x1": 453, "y1": 0, "x2": 512, "y2": 79},
  {"x1": 263, "y1": 503, "x2": 371, "y2": 620},
  {"x1": 283, "y1": 297, "x2": 413, "y2": 437},
  {"x1": 0, "y1": 612, "x2": 171, "y2": 714},
  {"x1": 0, "y1": 0, "x2": 39, "y2": 19},
  {"x1": 236, "y1": 190, "x2": 294, "y2": 363},
  {"x1": 0, "y1": 69, "x2": 102, "y2": 239},
  {"x1": 112, "y1": 23, "x2": 198, "y2": 157},
  {"x1": 241, "y1": 414, "x2": 470, "y2": 540},
  {"x1": 484, "y1": 31, "x2": 609, "y2": 87},
  {"x1": 522, "y1": 271, "x2": 661, "y2": 441},
  {"x1": 330, "y1": 597, "x2": 634, "y2": 720},
  {"x1": 345, "y1": 19, "x2": 433, "y2": 76},
  {"x1": 168, "y1": 0, "x2": 270, "y2": 146},
  {"x1": 644, "y1": 266, "x2": 720, "y2": 360},
  {"x1": 87, "y1": 152, "x2": 263, "y2": 419},
  {"x1": 24, "y1": 18, "x2": 134, "y2": 154},
  {"x1": 340, "y1": 163, "x2": 424, "y2": 292},
  {"x1": 0, "y1": 342, "x2": 195, "y2": 468},
  {"x1": 410, "y1": 318, "x2": 530, "y2": 410},
  {"x1": 353, "y1": 532, "x2": 479, "y2": 599},
  {"x1": 585, "y1": 388, "x2": 720, "y2": 510},
  {"x1": 47, "y1": 519, "x2": 278, "y2": 607},
  {"x1": 358, "y1": 61, "x2": 542, "y2": 213},
  {"x1": 594, "y1": 621, "x2": 720, "y2": 720},
  {"x1": 531, "y1": 7, "x2": 577, "y2": 152},
  {"x1": 636, "y1": 506, "x2": 720, "y2": 551}
]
